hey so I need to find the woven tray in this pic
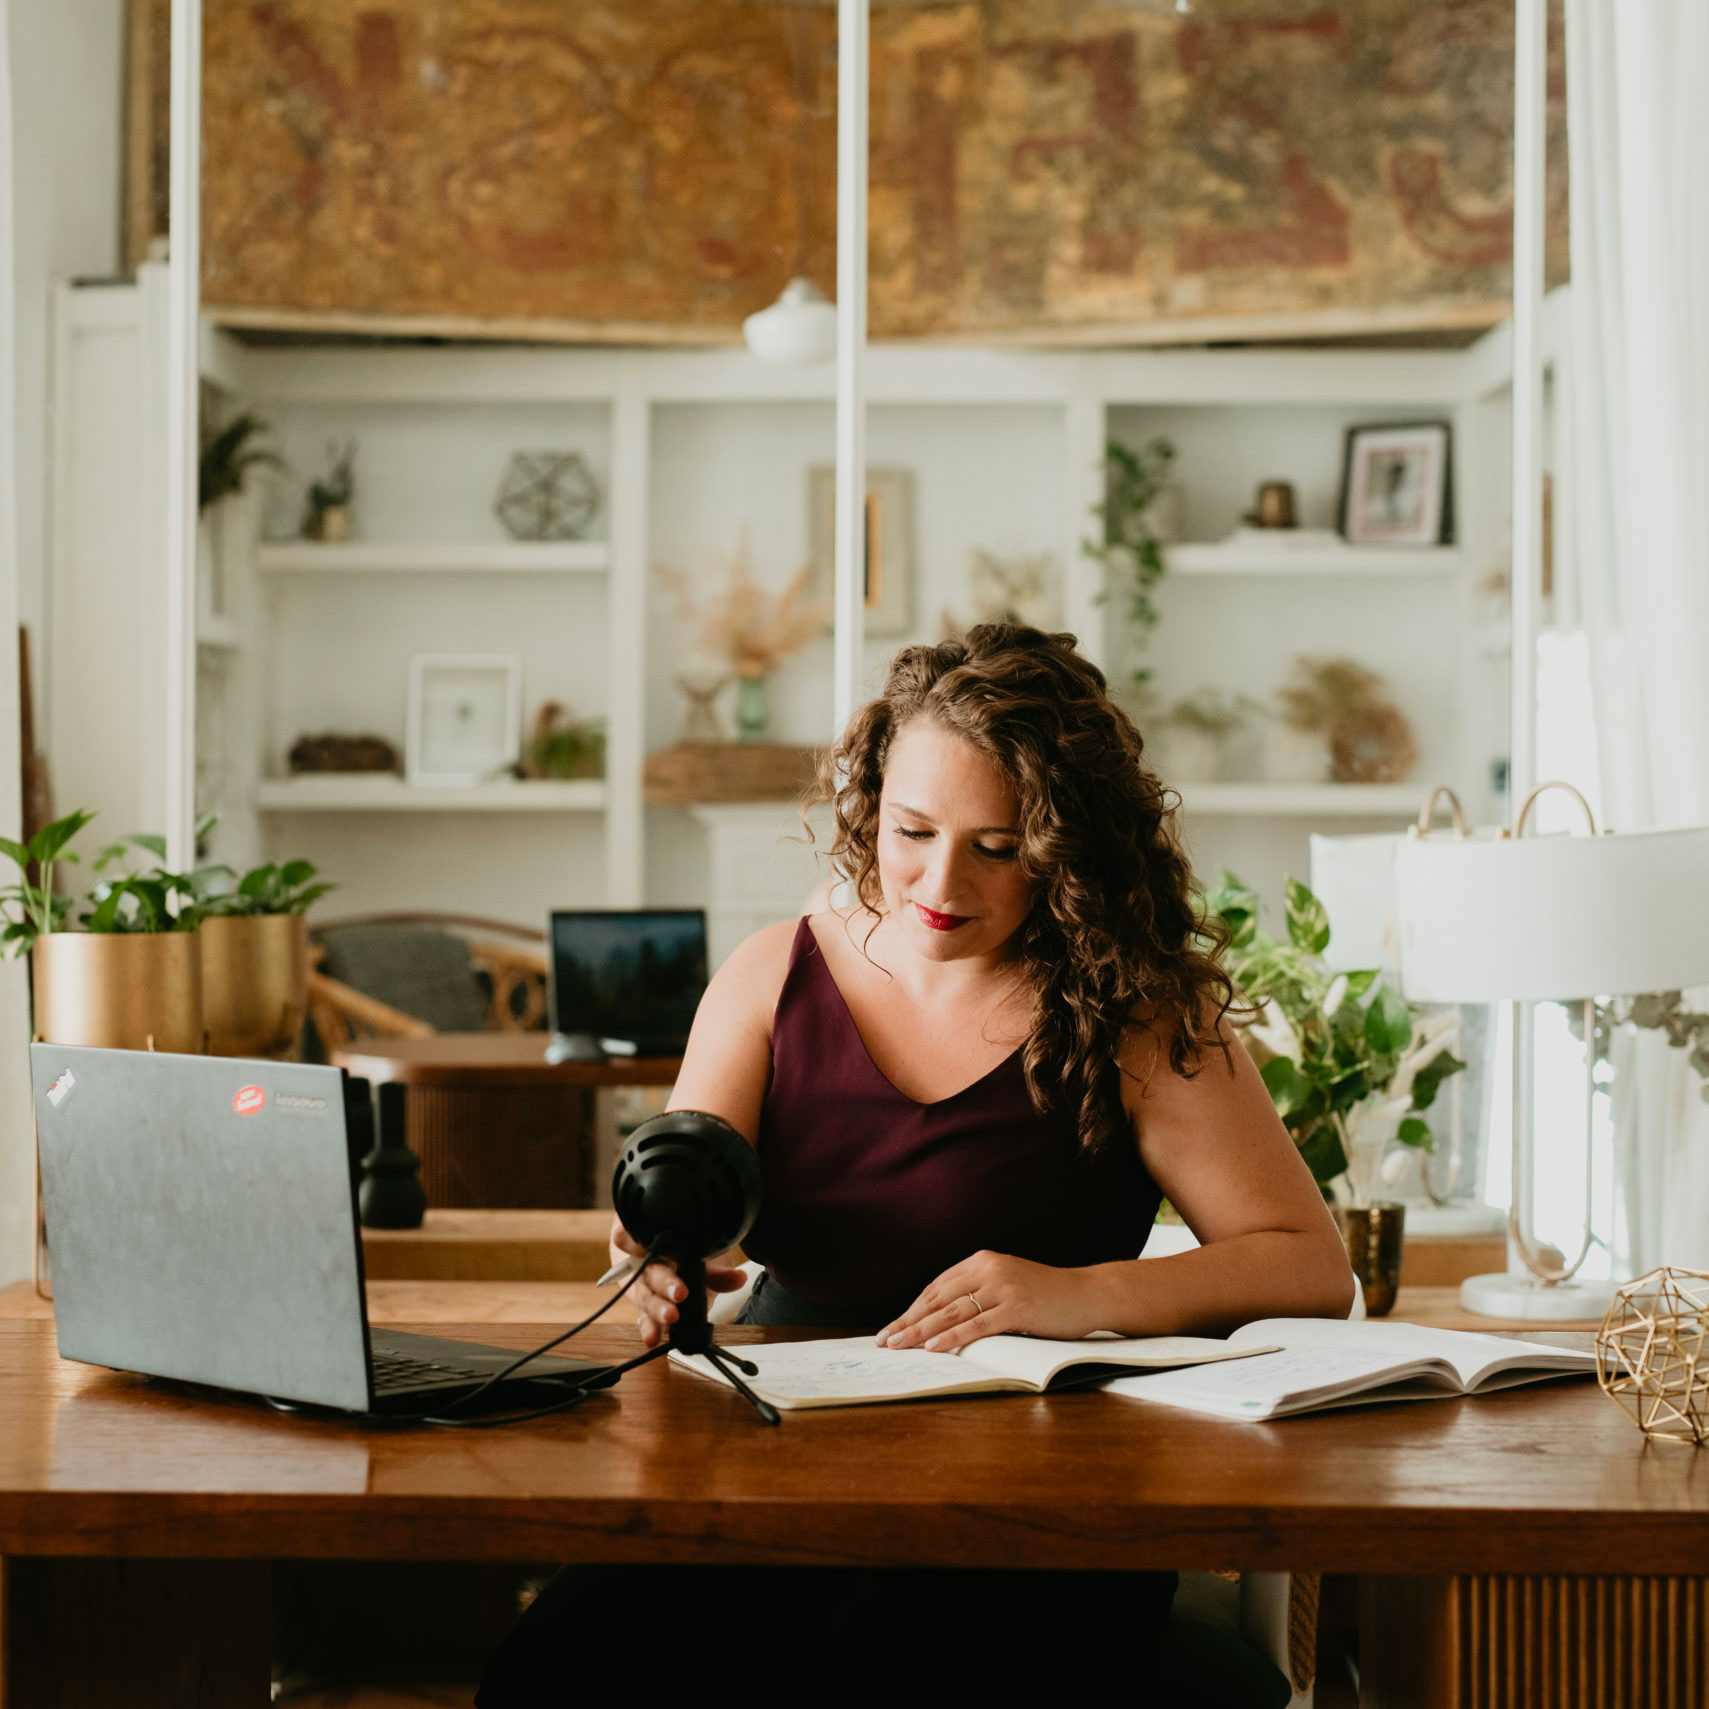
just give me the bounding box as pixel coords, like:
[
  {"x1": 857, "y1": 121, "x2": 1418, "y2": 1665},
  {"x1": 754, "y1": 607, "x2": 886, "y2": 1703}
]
[{"x1": 642, "y1": 742, "x2": 822, "y2": 805}]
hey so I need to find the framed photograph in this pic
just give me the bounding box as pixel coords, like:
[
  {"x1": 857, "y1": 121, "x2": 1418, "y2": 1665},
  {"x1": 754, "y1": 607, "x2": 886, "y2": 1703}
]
[
  {"x1": 807, "y1": 466, "x2": 916, "y2": 637},
  {"x1": 406, "y1": 655, "x2": 522, "y2": 786},
  {"x1": 1339, "y1": 422, "x2": 1453, "y2": 547}
]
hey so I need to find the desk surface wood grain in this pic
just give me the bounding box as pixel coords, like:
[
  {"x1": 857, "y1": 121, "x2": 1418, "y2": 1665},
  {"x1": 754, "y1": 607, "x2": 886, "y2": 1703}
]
[{"x1": 0, "y1": 1313, "x2": 1700, "y2": 1578}]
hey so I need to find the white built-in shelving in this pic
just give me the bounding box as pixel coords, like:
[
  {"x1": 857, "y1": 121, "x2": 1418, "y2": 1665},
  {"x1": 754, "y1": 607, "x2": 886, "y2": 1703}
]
[
  {"x1": 256, "y1": 776, "x2": 606, "y2": 812},
  {"x1": 1166, "y1": 542, "x2": 1464, "y2": 578},
  {"x1": 54, "y1": 276, "x2": 1527, "y2": 925},
  {"x1": 1176, "y1": 783, "x2": 1426, "y2": 817},
  {"x1": 254, "y1": 541, "x2": 608, "y2": 575}
]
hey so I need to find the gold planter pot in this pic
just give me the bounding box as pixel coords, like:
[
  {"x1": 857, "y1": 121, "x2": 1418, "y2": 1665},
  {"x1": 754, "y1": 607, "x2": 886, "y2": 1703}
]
[
  {"x1": 1334, "y1": 1201, "x2": 1407, "y2": 1318},
  {"x1": 29, "y1": 930, "x2": 205, "y2": 1299},
  {"x1": 31, "y1": 930, "x2": 204, "y2": 1053},
  {"x1": 199, "y1": 913, "x2": 309, "y2": 1059}
]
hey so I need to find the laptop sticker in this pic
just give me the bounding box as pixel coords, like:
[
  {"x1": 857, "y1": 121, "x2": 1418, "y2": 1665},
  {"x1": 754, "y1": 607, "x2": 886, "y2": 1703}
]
[
  {"x1": 232, "y1": 1084, "x2": 266, "y2": 1116},
  {"x1": 46, "y1": 1068, "x2": 75, "y2": 1108}
]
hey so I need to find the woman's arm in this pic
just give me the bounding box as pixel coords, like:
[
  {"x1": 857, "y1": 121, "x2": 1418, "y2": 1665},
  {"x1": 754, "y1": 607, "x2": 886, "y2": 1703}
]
[
  {"x1": 878, "y1": 1021, "x2": 1355, "y2": 1349},
  {"x1": 610, "y1": 919, "x2": 794, "y2": 1346}
]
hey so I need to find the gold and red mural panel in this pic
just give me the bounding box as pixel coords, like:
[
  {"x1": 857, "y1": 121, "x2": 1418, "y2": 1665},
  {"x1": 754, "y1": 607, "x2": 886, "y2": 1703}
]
[{"x1": 188, "y1": 0, "x2": 1568, "y2": 343}]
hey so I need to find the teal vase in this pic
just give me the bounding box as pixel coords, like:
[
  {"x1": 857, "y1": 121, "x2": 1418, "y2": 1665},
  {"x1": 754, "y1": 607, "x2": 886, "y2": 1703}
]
[{"x1": 735, "y1": 674, "x2": 769, "y2": 743}]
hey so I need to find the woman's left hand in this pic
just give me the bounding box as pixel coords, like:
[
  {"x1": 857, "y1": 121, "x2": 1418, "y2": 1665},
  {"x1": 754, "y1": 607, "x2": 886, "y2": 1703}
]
[{"x1": 875, "y1": 1251, "x2": 1106, "y2": 1352}]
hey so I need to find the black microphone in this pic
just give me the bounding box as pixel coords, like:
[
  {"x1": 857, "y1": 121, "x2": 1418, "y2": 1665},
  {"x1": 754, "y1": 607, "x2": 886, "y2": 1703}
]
[
  {"x1": 612, "y1": 1108, "x2": 761, "y2": 1263},
  {"x1": 609, "y1": 1110, "x2": 777, "y2": 1423}
]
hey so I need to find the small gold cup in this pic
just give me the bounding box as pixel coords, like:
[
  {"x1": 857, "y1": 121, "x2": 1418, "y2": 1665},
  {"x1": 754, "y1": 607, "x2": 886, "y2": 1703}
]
[
  {"x1": 1244, "y1": 480, "x2": 1298, "y2": 529},
  {"x1": 1334, "y1": 1202, "x2": 1406, "y2": 1318}
]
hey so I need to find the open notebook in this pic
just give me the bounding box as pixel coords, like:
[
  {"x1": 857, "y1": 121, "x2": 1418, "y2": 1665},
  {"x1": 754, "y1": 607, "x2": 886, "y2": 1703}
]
[
  {"x1": 670, "y1": 1331, "x2": 1278, "y2": 1411},
  {"x1": 1108, "y1": 1317, "x2": 1598, "y2": 1421}
]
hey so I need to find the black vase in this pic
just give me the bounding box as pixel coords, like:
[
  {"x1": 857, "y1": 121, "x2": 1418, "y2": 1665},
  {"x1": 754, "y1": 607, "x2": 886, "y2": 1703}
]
[{"x1": 358, "y1": 1081, "x2": 427, "y2": 1230}]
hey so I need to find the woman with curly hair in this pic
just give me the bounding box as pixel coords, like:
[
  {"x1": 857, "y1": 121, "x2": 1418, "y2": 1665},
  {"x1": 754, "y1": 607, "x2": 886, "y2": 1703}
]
[
  {"x1": 479, "y1": 625, "x2": 1350, "y2": 1708},
  {"x1": 618, "y1": 621, "x2": 1352, "y2": 1345}
]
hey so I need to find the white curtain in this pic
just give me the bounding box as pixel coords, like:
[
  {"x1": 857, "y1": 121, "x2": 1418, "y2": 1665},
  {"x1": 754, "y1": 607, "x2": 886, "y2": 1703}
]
[{"x1": 1565, "y1": 0, "x2": 1709, "y2": 1271}]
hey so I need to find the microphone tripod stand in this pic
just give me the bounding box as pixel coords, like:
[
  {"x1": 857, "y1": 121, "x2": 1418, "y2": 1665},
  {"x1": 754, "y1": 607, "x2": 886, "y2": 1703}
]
[{"x1": 600, "y1": 1255, "x2": 781, "y2": 1426}]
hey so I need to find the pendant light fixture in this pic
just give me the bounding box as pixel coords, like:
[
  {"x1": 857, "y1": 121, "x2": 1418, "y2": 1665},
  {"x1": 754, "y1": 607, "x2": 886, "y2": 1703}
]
[
  {"x1": 744, "y1": 275, "x2": 837, "y2": 365},
  {"x1": 744, "y1": 7, "x2": 837, "y2": 365}
]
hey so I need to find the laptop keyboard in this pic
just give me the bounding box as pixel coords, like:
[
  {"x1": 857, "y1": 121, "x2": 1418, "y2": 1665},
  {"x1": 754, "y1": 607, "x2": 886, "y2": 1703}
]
[{"x1": 369, "y1": 1347, "x2": 486, "y2": 1393}]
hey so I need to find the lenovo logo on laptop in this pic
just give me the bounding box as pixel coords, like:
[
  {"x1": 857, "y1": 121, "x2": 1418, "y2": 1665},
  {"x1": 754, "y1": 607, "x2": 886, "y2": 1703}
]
[{"x1": 232, "y1": 1085, "x2": 266, "y2": 1116}]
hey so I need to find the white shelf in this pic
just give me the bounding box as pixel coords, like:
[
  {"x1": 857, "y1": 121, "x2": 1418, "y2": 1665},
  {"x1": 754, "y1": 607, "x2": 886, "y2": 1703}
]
[
  {"x1": 196, "y1": 616, "x2": 242, "y2": 650},
  {"x1": 256, "y1": 776, "x2": 607, "y2": 812},
  {"x1": 1167, "y1": 542, "x2": 1463, "y2": 577},
  {"x1": 1175, "y1": 783, "x2": 1426, "y2": 817},
  {"x1": 254, "y1": 540, "x2": 609, "y2": 574}
]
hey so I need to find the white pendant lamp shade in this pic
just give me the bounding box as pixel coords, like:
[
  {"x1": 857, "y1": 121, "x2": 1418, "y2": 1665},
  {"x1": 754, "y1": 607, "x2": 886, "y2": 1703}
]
[
  {"x1": 1394, "y1": 824, "x2": 1709, "y2": 1004},
  {"x1": 743, "y1": 276, "x2": 838, "y2": 366}
]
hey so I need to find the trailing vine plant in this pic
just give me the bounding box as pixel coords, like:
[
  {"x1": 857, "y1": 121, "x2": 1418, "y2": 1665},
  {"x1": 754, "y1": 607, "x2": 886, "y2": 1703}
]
[{"x1": 1083, "y1": 436, "x2": 1175, "y2": 691}]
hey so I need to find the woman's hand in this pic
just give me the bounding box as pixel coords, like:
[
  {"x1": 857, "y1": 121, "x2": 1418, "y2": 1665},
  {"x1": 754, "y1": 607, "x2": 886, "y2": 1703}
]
[
  {"x1": 875, "y1": 1251, "x2": 1109, "y2": 1353},
  {"x1": 608, "y1": 1217, "x2": 749, "y2": 1349}
]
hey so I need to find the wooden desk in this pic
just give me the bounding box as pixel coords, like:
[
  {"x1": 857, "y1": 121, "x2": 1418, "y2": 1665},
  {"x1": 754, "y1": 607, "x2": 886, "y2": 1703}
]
[
  {"x1": 1, "y1": 1302, "x2": 1705, "y2": 1707},
  {"x1": 330, "y1": 1035, "x2": 681, "y2": 1210}
]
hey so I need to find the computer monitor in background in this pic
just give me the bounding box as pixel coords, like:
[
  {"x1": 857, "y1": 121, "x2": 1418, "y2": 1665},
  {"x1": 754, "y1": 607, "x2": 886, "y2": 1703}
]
[{"x1": 547, "y1": 909, "x2": 708, "y2": 1060}]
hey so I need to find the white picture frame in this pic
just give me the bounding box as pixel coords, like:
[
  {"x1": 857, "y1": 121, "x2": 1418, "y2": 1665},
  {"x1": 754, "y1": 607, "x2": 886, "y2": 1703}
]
[
  {"x1": 807, "y1": 465, "x2": 916, "y2": 637},
  {"x1": 406, "y1": 654, "x2": 522, "y2": 786},
  {"x1": 1339, "y1": 421, "x2": 1452, "y2": 547}
]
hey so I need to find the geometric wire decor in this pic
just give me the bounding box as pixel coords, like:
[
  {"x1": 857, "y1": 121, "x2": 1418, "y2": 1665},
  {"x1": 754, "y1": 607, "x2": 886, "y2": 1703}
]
[
  {"x1": 1595, "y1": 1266, "x2": 1709, "y2": 1446},
  {"x1": 493, "y1": 451, "x2": 600, "y2": 542}
]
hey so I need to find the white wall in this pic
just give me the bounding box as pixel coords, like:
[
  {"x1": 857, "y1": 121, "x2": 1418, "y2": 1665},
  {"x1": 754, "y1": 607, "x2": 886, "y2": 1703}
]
[
  {"x1": 2, "y1": 0, "x2": 125, "y2": 1285},
  {"x1": 10, "y1": 0, "x2": 124, "y2": 665}
]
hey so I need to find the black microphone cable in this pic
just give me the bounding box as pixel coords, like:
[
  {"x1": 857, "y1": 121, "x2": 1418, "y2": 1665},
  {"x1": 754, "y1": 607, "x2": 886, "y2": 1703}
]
[{"x1": 384, "y1": 1239, "x2": 666, "y2": 1428}]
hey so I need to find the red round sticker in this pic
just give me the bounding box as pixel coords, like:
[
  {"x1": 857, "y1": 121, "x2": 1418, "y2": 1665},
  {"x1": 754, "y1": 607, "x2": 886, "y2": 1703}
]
[{"x1": 232, "y1": 1085, "x2": 266, "y2": 1116}]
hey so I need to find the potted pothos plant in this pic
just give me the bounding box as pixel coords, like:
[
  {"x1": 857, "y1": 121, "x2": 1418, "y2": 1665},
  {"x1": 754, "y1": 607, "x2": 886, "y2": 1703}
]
[
  {"x1": 0, "y1": 811, "x2": 208, "y2": 1052},
  {"x1": 197, "y1": 859, "x2": 335, "y2": 1058},
  {"x1": 1206, "y1": 871, "x2": 1467, "y2": 1205}
]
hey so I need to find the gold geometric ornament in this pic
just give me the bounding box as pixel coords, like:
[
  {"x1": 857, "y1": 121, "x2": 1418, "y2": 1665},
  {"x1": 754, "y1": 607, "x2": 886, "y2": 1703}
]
[{"x1": 1595, "y1": 1266, "x2": 1709, "y2": 1446}]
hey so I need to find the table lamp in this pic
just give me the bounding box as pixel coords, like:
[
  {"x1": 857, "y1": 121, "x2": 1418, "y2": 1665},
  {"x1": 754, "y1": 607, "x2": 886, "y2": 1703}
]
[
  {"x1": 1394, "y1": 781, "x2": 1709, "y2": 1321},
  {"x1": 1309, "y1": 811, "x2": 1501, "y2": 1235}
]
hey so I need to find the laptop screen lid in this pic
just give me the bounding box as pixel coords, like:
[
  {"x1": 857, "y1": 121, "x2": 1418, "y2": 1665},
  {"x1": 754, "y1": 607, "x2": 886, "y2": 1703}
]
[
  {"x1": 31, "y1": 1044, "x2": 373, "y2": 1411},
  {"x1": 547, "y1": 909, "x2": 707, "y2": 1049}
]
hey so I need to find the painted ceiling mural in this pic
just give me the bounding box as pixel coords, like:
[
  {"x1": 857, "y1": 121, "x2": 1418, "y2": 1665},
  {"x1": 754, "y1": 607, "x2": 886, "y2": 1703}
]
[{"x1": 195, "y1": 0, "x2": 1568, "y2": 342}]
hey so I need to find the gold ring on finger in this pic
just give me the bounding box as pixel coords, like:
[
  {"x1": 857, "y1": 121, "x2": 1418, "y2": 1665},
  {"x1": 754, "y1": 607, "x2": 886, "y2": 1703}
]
[{"x1": 967, "y1": 1292, "x2": 985, "y2": 1315}]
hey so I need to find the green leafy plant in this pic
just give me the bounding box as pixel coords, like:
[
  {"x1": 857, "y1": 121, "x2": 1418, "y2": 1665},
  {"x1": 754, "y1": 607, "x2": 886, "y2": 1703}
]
[
  {"x1": 0, "y1": 809, "x2": 96, "y2": 956},
  {"x1": 305, "y1": 440, "x2": 355, "y2": 528},
  {"x1": 198, "y1": 413, "x2": 282, "y2": 512},
  {"x1": 1573, "y1": 992, "x2": 1709, "y2": 1104},
  {"x1": 201, "y1": 859, "x2": 335, "y2": 919},
  {"x1": 1207, "y1": 871, "x2": 1466, "y2": 1203},
  {"x1": 1084, "y1": 436, "x2": 1175, "y2": 690},
  {"x1": 1163, "y1": 688, "x2": 1266, "y2": 738},
  {"x1": 517, "y1": 702, "x2": 606, "y2": 781},
  {"x1": 85, "y1": 833, "x2": 219, "y2": 934}
]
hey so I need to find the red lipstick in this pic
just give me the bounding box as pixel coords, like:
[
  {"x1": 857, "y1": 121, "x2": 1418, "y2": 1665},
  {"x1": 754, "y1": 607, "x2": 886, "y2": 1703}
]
[{"x1": 915, "y1": 903, "x2": 971, "y2": 932}]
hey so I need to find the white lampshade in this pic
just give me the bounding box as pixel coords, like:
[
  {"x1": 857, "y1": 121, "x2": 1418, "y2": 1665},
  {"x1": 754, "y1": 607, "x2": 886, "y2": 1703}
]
[
  {"x1": 1309, "y1": 831, "x2": 1404, "y2": 972},
  {"x1": 742, "y1": 277, "x2": 838, "y2": 366},
  {"x1": 1395, "y1": 824, "x2": 1709, "y2": 1004}
]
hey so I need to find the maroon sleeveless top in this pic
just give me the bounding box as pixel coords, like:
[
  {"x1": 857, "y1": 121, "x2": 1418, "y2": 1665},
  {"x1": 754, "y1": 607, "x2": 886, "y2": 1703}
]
[{"x1": 742, "y1": 919, "x2": 1163, "y2": 1320}]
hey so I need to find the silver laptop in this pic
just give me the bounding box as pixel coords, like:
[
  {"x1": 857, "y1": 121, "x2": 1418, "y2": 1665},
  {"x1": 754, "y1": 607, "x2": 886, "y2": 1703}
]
[{"x1": 30, "y1": 1044, "x2": 610, "y2": 1416}]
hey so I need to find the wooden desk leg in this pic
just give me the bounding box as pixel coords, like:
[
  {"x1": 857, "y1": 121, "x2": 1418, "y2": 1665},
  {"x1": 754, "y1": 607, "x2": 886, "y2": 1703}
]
[
  {"x1": 0, "y1": 1556, "x2": 271, "y2": 1707},
  {"x1": 1360, "y1": 1572, "x2": 1709, "y2": 1708}
]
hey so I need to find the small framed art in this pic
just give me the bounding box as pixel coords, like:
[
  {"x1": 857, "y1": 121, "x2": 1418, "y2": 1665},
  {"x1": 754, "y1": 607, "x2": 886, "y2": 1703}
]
[
  {"x1": 807, "y1": 466, "x2": 916, "y2": 637},
  {"x1": 406, "y1": 654, "x2": 522, "y2": 786},
  {"x1": 1339, "y1": 421, "x2": 1453, "y2": 546}
]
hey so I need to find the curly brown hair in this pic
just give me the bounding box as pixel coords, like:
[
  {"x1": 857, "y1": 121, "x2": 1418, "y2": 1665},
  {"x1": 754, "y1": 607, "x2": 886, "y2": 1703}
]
[{"x1": 813, "y1": 624, "x2": 1236, "y2": 1153}]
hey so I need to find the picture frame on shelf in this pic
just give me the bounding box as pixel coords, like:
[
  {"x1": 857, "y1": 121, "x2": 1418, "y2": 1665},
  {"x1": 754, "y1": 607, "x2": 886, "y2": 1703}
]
[
  {"x1": 1338, "y1": 421, "x2": 1453, "y2": 547},
  {"x1": 406, "y1": 654, "x2": 522, "y2": 787},
  {"x1": 807, "y1": 465, "x2": 915, "y2": 637}
]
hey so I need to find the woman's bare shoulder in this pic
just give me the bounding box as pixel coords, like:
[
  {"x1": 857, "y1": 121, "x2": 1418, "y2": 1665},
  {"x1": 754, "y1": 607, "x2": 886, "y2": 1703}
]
[
  {"x1": 1115, "y1": 997, "x2": 1238, "y2": 1102},
  {"x1": 715, "y1": 917, "x2": 804, "y2": 994}
]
